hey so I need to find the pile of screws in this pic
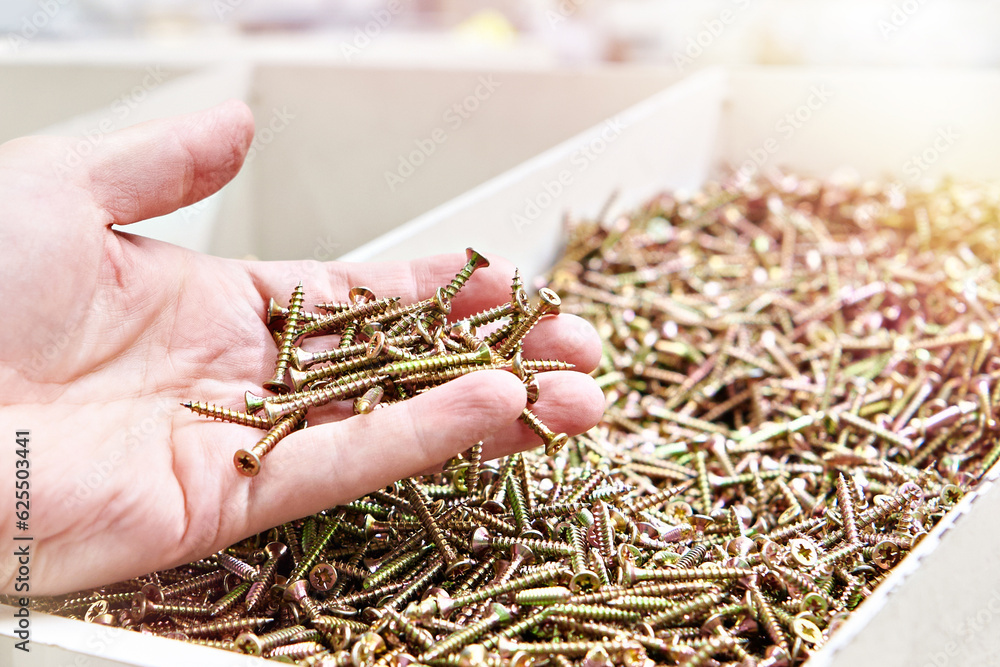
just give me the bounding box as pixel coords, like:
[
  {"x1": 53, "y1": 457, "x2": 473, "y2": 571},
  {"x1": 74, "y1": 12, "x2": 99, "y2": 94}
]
[
  {"x1": 34, "y1": 173, "x2": 1000, "y2": 666},
  {"x1": 182, "y1": 247, "x2": 571, "y2": 477}
]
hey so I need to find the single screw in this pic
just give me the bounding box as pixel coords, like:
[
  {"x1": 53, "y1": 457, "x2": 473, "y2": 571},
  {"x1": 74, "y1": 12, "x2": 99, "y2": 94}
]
[
  {"x1": 245, "y1": 542, "x2": 288, "y2": 611},
  {"x1": 182, "y1": 401, "x2": 271, "y2": 429},
  {"x1": 263, "y1": 373, "x2": 386, "y2": 423},
  {"x1": 264, "y1": 282, "x2": 305, "y2": 394},
  {"x1": 208, "y1": 580, "x2": 250, "y2": 617},
  {"x1": 217, "y1": 552, "x2": 258, "y2": 581},
  {"x1": 420, "y1": 603, "x2": 511, "y2": 662},
  {"x1": 309, "y1": 563, "x2": 338, "y2": 592},
  {"x1": 235, "y1": 624, "x2": 309, "y2": 656},
  {"x1": 129, "y1": 592, "x2": 212, "y2": 623},
  {"x1": 177, "y1": 615, "x2": 273, "y2": 638},
  {"x1": 233, "y1": 409, "x2": 305, "y2": 477},
  {"x1": 354, "y1": 385, "x2": 385, "y2": 414},
  {"x1": 495, "y1": 288, "x2": 561, "y2": 358},
  {"x1": 520, "y1": 408, "x2": 569, "y2": 456},
  {"x1": 400, "y1": 478, "x2": 474, "y2": 576}
]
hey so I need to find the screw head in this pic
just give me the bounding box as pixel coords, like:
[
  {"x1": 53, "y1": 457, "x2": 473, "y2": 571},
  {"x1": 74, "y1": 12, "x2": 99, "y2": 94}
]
[
  {"x1": 244, "y1": 390, "x2": 267, "y2": 414},
  {"x1": 545, "y1": 433, "x2": 569, "y2": 456},
  {"x1": 791, "y1": 617, "x2": 824, "y2": 645},
  {"x1": 265, "y1": 298, "x2": 284, "y2": 326},
  {"x1": 445, "y1": 557, "x2": 476, "y2": 577},
  {"x1": 283, "y1": 579, "x2": 310, "y2": 603},
  {"x1": 536, "y1": 287, "x2": 562, "y2": 315},
  {"x1": 872, "y1": 540, "x2": 901, "y2": 570},
  {"x1": 513, "y1": 288, "x2": 530, "y2": 314},
  {"x1": 434, "y1": 287, "x2": 453, "y2": 314},
  {"x1": 470, "y1": 527, "x2": 491, "y2": 556},
  {"x1": 139, "y1": 583, "x2": 164, "y2": 604},
  {"x1": 263, "y1": 541, "x2": 288, "y2": 561},
  {"x1": 799, "y1": 592, "x2": 828, "y2": 615},
  {"x1": 788, "y1": 539, "x2": 818, "y2": 568},
  {"x1": 465, "y1": 247, "x2": 491, "y2": 271},
  {"x1": 84, "y1": 600, "x2": 109, "y2": 623},
  {"x1": 309, "y1": 562, "x2": 338, "y2": 592},
  {"x1": 349, "y1": 287, "x2": 376, "y2": 304},
  {"x1": 234, "y1": 449, "x2": 262, "y2": 477},
  {"x1": 510, "y1": 544, "x2": 536, "y2": 565},
  {"x1": 235, "y1": 632, "x2": 265, "y2": 655},
  {"x1": 569, "y1": 570, "x2": 601, "y2": 592},
  {"x1": 129, "y1": 592, "x2": 151, "y2": 623},
  {"x1": 458, "y1": 643, "x2": 490, "y2": 667}
]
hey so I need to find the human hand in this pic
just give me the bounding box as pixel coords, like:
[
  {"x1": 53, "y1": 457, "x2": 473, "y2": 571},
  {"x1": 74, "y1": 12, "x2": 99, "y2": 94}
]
[{"x1": 0, "y1": 101, "x2": 604, "y2": 595}]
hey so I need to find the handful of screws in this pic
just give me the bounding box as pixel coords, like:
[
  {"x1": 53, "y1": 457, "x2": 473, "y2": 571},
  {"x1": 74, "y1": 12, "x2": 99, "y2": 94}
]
[
  {"x1": 33, "y1": 172, "x2": 1000, "y2": 667},
  {"x1": 181, "y1": 248, "x2": 571, "y2": 477}
]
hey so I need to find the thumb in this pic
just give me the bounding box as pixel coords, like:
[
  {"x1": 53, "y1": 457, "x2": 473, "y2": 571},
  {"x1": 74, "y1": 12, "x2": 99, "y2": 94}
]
[{"x1": 81, "y1": 100, "x2": 255, "y2": 227}]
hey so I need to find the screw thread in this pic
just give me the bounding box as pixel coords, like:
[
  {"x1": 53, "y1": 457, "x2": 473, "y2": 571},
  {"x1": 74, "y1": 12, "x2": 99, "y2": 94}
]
[
  {"x1": 266, "y1": 282, "x2": 305, "y2": 391},
  {"x1": 515, "y1": 586, "x2": 573, "y2": 606},
  {"x1": 182, "y1": 401, "x2": 270, "y2": 429},
  {"x1": 749, "y1": 587, "x2": 789, "y2": 653},
  {"x1": 217, "y1": 553, "x2": 258, "y2": 581},
  {"x1": 161, "y1": 570, "x2": 227, "y2": 599},
  {"x1": 266, "y1": 641, "x2": 326, "y2": 659},
  {"x1": 440, "y1": 249, "x2": 489, "y2": 302},
  {"x1": 246, "y1": 409, "x2": 304, "y2": 465},
  {"x1": 400, "y1": 479, "x2": 461, "y2": 567},
  {"x1": 591, "y1": 501, "x2": 615, "y2": 562},
  {"x1": 836, "y1": 473, "x2": 860, "y2": 545},
  {"x1": 497, "y1": 638, "x2": 641, "y2": 657},
  {"x1": 364, "y1": 547, "x2": 430, "y2": 591},
  {"x1": 838, "y1": 410, "x2": 915, "y2": 451},
  {"x1": 383, "y1": 346, "x2": 491, "y2": 378},
  {"x1": 487, "y1": 535, "x2": 573, "y2": 557},
  {"x1": 452, "y1": 563, "x2": 566, "y2": 608},
  {"x1": 245, "y1": 556, "x2": 282, "y2": 612},
  {"x1": 180, "y1": 616, "x2": 272, "y2": 637},
  {"x1": 420, "y1": 607, "x2": 506, "y2": 662},
  {"x1": 566, "y1": 524, "x2": 588, "y2": 575},
  {"x1": 257, "y1": 625, "x2": 309, "y2": 652},
  {"x1": 209, "y1": 581, "x2": 251, "y2": 617},
  {"x1": 289, "y1": 517, "x2": 343, "y2": 583},
  {"x1": 384, "y1": 556, "x2": 445, "y2": 612},
  {"x1": 646, "y1": 589, "x2": 726, "y2": 626},
  {"x1": 462, "y1": 442, "x2": 484, "y2": 497},
  {"x1": 143, "y1": 600, "x2": 213, "y2": 620},
  {"x1": 675, "y1": 544, "x2": 708, "y2": 569},
  {"x1": 297, "y1": 297, "x2": 399, "y2": 339},
  {"x1": 504, "y1": 474, "x2": 529, "y2": 534},
  {"x1": 547, "y1": 603, "x2": 641, "y2": 623},
  {"x1": 457, "y1": 302, "x2": 518, "y2": 329},
  {"x1": 495, "y1": 310, "x2": 543, "y2": 358},
  {"x1": 263, "y1": 374, "x2": 385, "y2": 422}
]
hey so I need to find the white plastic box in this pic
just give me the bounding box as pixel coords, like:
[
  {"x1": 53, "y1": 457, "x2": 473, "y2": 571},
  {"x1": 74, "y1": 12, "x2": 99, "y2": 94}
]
[{"x1": 5, "y1": 66, "x2": 1000, "y2": 666}]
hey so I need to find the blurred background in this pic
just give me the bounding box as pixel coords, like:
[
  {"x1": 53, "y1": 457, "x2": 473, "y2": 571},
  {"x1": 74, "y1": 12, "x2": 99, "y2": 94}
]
[{"x1": 1, "y1": 0, "x2": 998, "y2": 260}]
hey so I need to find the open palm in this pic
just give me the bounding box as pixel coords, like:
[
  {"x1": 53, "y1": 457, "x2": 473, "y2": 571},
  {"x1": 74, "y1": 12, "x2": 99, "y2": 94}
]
[{"x1": 0, "y1": 101, "x2": 603, "y2": 595}]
